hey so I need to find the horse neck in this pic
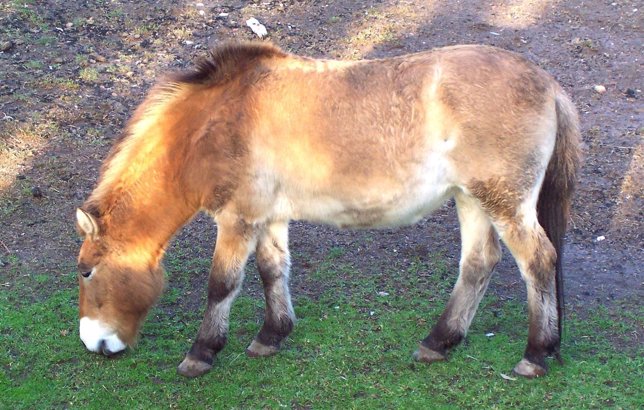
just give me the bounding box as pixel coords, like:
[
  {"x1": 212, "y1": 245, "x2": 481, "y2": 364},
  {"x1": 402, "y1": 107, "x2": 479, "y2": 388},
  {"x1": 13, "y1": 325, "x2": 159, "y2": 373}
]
[
  {"x1": 94, "y1": 82, "x2": 244, "y2": 262},
  {"x1": 94, "y1": 97, "x2": 206, "y2": 263},
  {"x1": 97, "y1": 168, "x2": 197, "y2": 265}
]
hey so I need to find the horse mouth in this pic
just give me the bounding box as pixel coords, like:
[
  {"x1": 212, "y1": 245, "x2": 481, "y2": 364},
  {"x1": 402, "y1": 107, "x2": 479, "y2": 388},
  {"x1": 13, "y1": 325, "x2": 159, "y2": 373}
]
[
  {"x1": 99, "y1": 340, "x2": 126, "y2": 357},
  {"x1": 79, "y1": 317, "x2": 128, "y2": 356}
]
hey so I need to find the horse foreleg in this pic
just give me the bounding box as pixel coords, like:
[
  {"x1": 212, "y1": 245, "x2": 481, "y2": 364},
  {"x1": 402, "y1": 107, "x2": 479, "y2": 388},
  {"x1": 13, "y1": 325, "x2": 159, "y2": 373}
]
[
  {"x1": 246, "y1": 221, "x2": 296, "y2": 357},
  {"x1": 177, "y1": 216, "x2": 257, "y2": 378},
  {"x1": 415, "y1": 193, "x2": 501, "y2": 363}
]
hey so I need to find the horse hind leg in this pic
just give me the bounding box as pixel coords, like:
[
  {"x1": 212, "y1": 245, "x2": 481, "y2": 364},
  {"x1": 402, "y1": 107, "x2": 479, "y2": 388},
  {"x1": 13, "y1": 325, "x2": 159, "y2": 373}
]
[
  {"x1": 177, "y1": 215, "x2": 258, "y2": 378},
  {"x1": 414, "y1": 192, "x2": 502, "y2": 363},
  {"x1": 246, "y1": 221, "x2": 296, "y2": 357},
  {"x1": 472, "y1": 177, "x2": 560, "y2": 378},
  {"x1": 495, "y1": 211, "x2": 559, "y2": 378}
]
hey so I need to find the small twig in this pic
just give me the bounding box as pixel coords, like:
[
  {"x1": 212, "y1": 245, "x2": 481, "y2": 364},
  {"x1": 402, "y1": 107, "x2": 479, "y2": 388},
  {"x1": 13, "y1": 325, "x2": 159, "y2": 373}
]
[
  {"x1": 0, "y1": 240, "x2": 10, "y2": 253},
  {"x1": 228, "y1": 352, "x2": 243, "y2": 364},
  {"x1": 598, "y1": 143, "x2": 636, "y2": 150}
]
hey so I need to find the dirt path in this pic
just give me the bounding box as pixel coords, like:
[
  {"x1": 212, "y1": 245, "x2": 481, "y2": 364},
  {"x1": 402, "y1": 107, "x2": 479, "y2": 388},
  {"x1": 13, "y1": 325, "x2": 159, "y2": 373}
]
[{"x1": 1, "y1": 1, "x2": 641, "y2": 315}]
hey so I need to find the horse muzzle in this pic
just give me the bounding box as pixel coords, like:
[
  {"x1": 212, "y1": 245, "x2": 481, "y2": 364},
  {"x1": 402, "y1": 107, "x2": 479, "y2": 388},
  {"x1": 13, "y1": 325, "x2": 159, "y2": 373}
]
[{"x1": 79, "y1": 317, "x2": 127, "y2": 356}]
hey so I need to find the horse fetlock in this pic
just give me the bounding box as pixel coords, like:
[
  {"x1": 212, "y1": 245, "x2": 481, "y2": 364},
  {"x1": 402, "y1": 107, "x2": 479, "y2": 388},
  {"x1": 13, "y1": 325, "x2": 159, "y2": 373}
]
[
  {"x1": 177, "y1": 355, "x2": 213, "y2": 378},
  {"x1": 422, "y1": 321, "x2": 465, "y2": 355},
  {"x1": 549, "y1": 341, "x2": 564, "y2": 365},
  {"x1": 512, "y1": 358, "x2": 547, "y2": 378},
  {"x1": 544, "y1": 336, "x2": 562, "y2": 360},
  {"x1": 256, "y1": 314, "x2": 294, "y2": 344},
  {"x1": 413, "y1": 344, "x2": 448, "y2": 363}
]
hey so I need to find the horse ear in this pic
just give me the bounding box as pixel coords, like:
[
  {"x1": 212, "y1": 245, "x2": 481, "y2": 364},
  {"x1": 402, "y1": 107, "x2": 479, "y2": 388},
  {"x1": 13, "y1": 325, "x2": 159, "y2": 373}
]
[{"x1": 76, "y1": 208, "x2": 99, "y2": 238}]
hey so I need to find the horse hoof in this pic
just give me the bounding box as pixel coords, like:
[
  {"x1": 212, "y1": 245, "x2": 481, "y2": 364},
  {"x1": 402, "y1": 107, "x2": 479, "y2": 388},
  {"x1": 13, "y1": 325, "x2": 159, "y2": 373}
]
[
  {"x1": 413, "y1": 344, "x2": 447, "y2": 363},
  {"x1": 246, "y1": 340, "x2": 279, "y2": 357},
  {"x1": 513, "y1": 358, "x2": 547, "y2": 378},
  {"x1": 177, "y1": 356, "x2": 212, "y2": 378}
]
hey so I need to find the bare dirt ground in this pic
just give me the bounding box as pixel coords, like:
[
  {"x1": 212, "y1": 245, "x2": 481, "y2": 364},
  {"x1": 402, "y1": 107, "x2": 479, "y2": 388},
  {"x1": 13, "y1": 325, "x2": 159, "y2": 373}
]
[{"x1": 1, "y1": 1, "x2": 641, "y2": 334}]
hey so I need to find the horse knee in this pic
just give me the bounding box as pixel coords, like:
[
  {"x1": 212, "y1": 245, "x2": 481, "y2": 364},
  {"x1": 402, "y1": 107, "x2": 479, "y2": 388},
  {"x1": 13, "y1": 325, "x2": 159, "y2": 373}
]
[{"x1": 207, "y1": 274, "x2": 241, "y2": 302}]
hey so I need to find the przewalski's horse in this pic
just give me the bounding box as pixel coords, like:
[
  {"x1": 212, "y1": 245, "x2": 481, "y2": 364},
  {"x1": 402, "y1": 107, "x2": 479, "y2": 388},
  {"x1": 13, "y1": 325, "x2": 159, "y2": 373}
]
[{"x1": 75, "y1": 42, "x2": 581, "y2": 379}]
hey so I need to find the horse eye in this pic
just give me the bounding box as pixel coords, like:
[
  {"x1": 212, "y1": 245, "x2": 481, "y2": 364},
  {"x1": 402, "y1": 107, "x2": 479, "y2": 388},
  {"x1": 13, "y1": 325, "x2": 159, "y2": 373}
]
[{"x1": 81, "y1": 270, "x2": 93, "y2": 278}]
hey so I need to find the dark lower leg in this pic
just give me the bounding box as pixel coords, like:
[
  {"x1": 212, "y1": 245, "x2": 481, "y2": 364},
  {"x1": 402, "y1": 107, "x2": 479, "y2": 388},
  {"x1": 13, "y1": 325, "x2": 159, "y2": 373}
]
[
  {"x1": 186, "y1": 280, "x2": 241, "y2": 364},
  {"x1": 247, "y1": 222, "x2": 295, "y2": 356},
  {"x1": 416, "y1": 196, "x2": 500, "y2": 363},
  {"x1": 254, "y1": 302, "x2": 295, "y2": 348},
  {"x1": 514, "y1": 282, "x2": 560, "y2": 377},
  {"x1": 177, "y1": 218, "x2": 256, "y2": 378},
  {"x1": 499, "y1": 221, "x2": 559, "y2": 378},
  {"x1": 177, "y1": 276, "x2": 243, "y2": 377},
  {"x1": 420, "y1": 305, "x2": 466, "y2": 357},
  {"x1": 417, "y1": 261, "x2": 496, "y2": 361}
]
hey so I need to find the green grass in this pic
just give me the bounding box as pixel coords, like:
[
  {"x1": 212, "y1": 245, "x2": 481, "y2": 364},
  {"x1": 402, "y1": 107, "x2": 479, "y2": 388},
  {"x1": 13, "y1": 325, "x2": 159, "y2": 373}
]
[
  {"x1": 1, "y1": 256, "x2": 641, "y2": 409},
  {"x1": 79, "y1": 67, "x2": 99, "y2": 83}
]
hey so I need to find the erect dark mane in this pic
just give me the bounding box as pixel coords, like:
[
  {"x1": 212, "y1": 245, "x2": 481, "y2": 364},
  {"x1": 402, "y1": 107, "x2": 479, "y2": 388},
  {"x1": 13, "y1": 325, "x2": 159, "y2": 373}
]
[{"x1": 170, "y1": 41, "x2": 288, "y2": 86}]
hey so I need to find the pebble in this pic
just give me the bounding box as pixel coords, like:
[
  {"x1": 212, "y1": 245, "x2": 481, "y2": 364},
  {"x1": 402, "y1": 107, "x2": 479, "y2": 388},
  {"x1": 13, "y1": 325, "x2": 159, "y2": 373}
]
[
  {"x1": 246, "y1": 17, "x2": 268, "y2": 38},
  {"x1": 65, "y1": 22, "x2": 74, "y2": 29},
  {"x1": 593, "y1": 84, "x2": 606, "y2": 94},
  {"x1": 31, "y1": 186, "x2": 43, "y2": 198},
  {"x1": 625, "y1": 88, "x2": 637, "y2": 98},
  {"x1": 1, "y1": 41, "x2": 13, "y2": 52}
]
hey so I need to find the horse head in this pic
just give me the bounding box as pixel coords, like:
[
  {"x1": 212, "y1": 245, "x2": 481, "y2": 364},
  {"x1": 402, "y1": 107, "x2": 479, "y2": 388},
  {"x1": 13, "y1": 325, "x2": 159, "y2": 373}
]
[{"x1": 76, "y1": 208, "x2": 165, "y2": 356}]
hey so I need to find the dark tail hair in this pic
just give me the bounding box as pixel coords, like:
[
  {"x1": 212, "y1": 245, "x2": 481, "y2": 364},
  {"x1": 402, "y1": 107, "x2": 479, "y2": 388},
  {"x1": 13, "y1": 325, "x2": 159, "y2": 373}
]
[{"x1": 536, "y1": 91, "x2": 582, "y2": 348}]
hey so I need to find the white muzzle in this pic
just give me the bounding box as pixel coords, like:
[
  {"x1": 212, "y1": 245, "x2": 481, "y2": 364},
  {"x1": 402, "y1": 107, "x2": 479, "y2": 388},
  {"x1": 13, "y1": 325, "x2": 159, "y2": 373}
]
[{"x1": 79, "y1": 317, "x2": 127, "y2": 355}]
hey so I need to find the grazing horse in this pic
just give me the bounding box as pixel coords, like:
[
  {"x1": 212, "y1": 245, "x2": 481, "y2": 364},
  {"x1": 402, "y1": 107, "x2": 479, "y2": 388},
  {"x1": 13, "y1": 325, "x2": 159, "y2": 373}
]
[{"x1": 75, "y1": 42, "x2": 581, "y2": 379}]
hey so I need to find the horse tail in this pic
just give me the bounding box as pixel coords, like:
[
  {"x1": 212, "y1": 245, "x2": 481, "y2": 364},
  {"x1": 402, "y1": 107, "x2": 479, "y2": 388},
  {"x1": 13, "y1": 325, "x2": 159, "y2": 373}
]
[{"x1": 537, "y1": 90, "x2": 582, "y2": 345}]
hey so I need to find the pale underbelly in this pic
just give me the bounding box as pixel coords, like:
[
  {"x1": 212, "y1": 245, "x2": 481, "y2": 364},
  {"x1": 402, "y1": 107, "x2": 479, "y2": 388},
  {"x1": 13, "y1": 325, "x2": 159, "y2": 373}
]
[{"x1": 276, "y1": 181, "x2": 454, "y2": 229}]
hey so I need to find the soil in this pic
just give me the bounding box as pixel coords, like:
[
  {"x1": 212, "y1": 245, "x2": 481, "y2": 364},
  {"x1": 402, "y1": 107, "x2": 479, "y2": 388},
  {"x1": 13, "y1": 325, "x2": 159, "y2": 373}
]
[{"x1": 0, "y1": 1, "x2": 641, "y2": 332}]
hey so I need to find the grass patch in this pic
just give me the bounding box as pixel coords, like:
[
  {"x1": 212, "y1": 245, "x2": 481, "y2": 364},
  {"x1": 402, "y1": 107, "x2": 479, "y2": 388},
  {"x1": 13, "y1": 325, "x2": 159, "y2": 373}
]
[
  {"x1": 23, "y1": 60, "x2": 44, "y2": 70},
  {"x1": 38, "y1": 75, "x2": 79, "y2": 91},
  {"x1": 79, "y1": 67, "x2": 99, "y2": 83},
  {"x1": 1, "y1": 258, "x2": 641, "y2": 408},
  {"x1": 35, "y1": 35, "x2": 56, "y2": 46}
]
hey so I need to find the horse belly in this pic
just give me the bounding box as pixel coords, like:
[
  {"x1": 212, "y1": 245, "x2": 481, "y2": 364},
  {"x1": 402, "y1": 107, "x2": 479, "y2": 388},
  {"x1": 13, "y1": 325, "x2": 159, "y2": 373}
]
[{"x1": 281, "y1": 157, "x2": 454, "y2": 229}]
